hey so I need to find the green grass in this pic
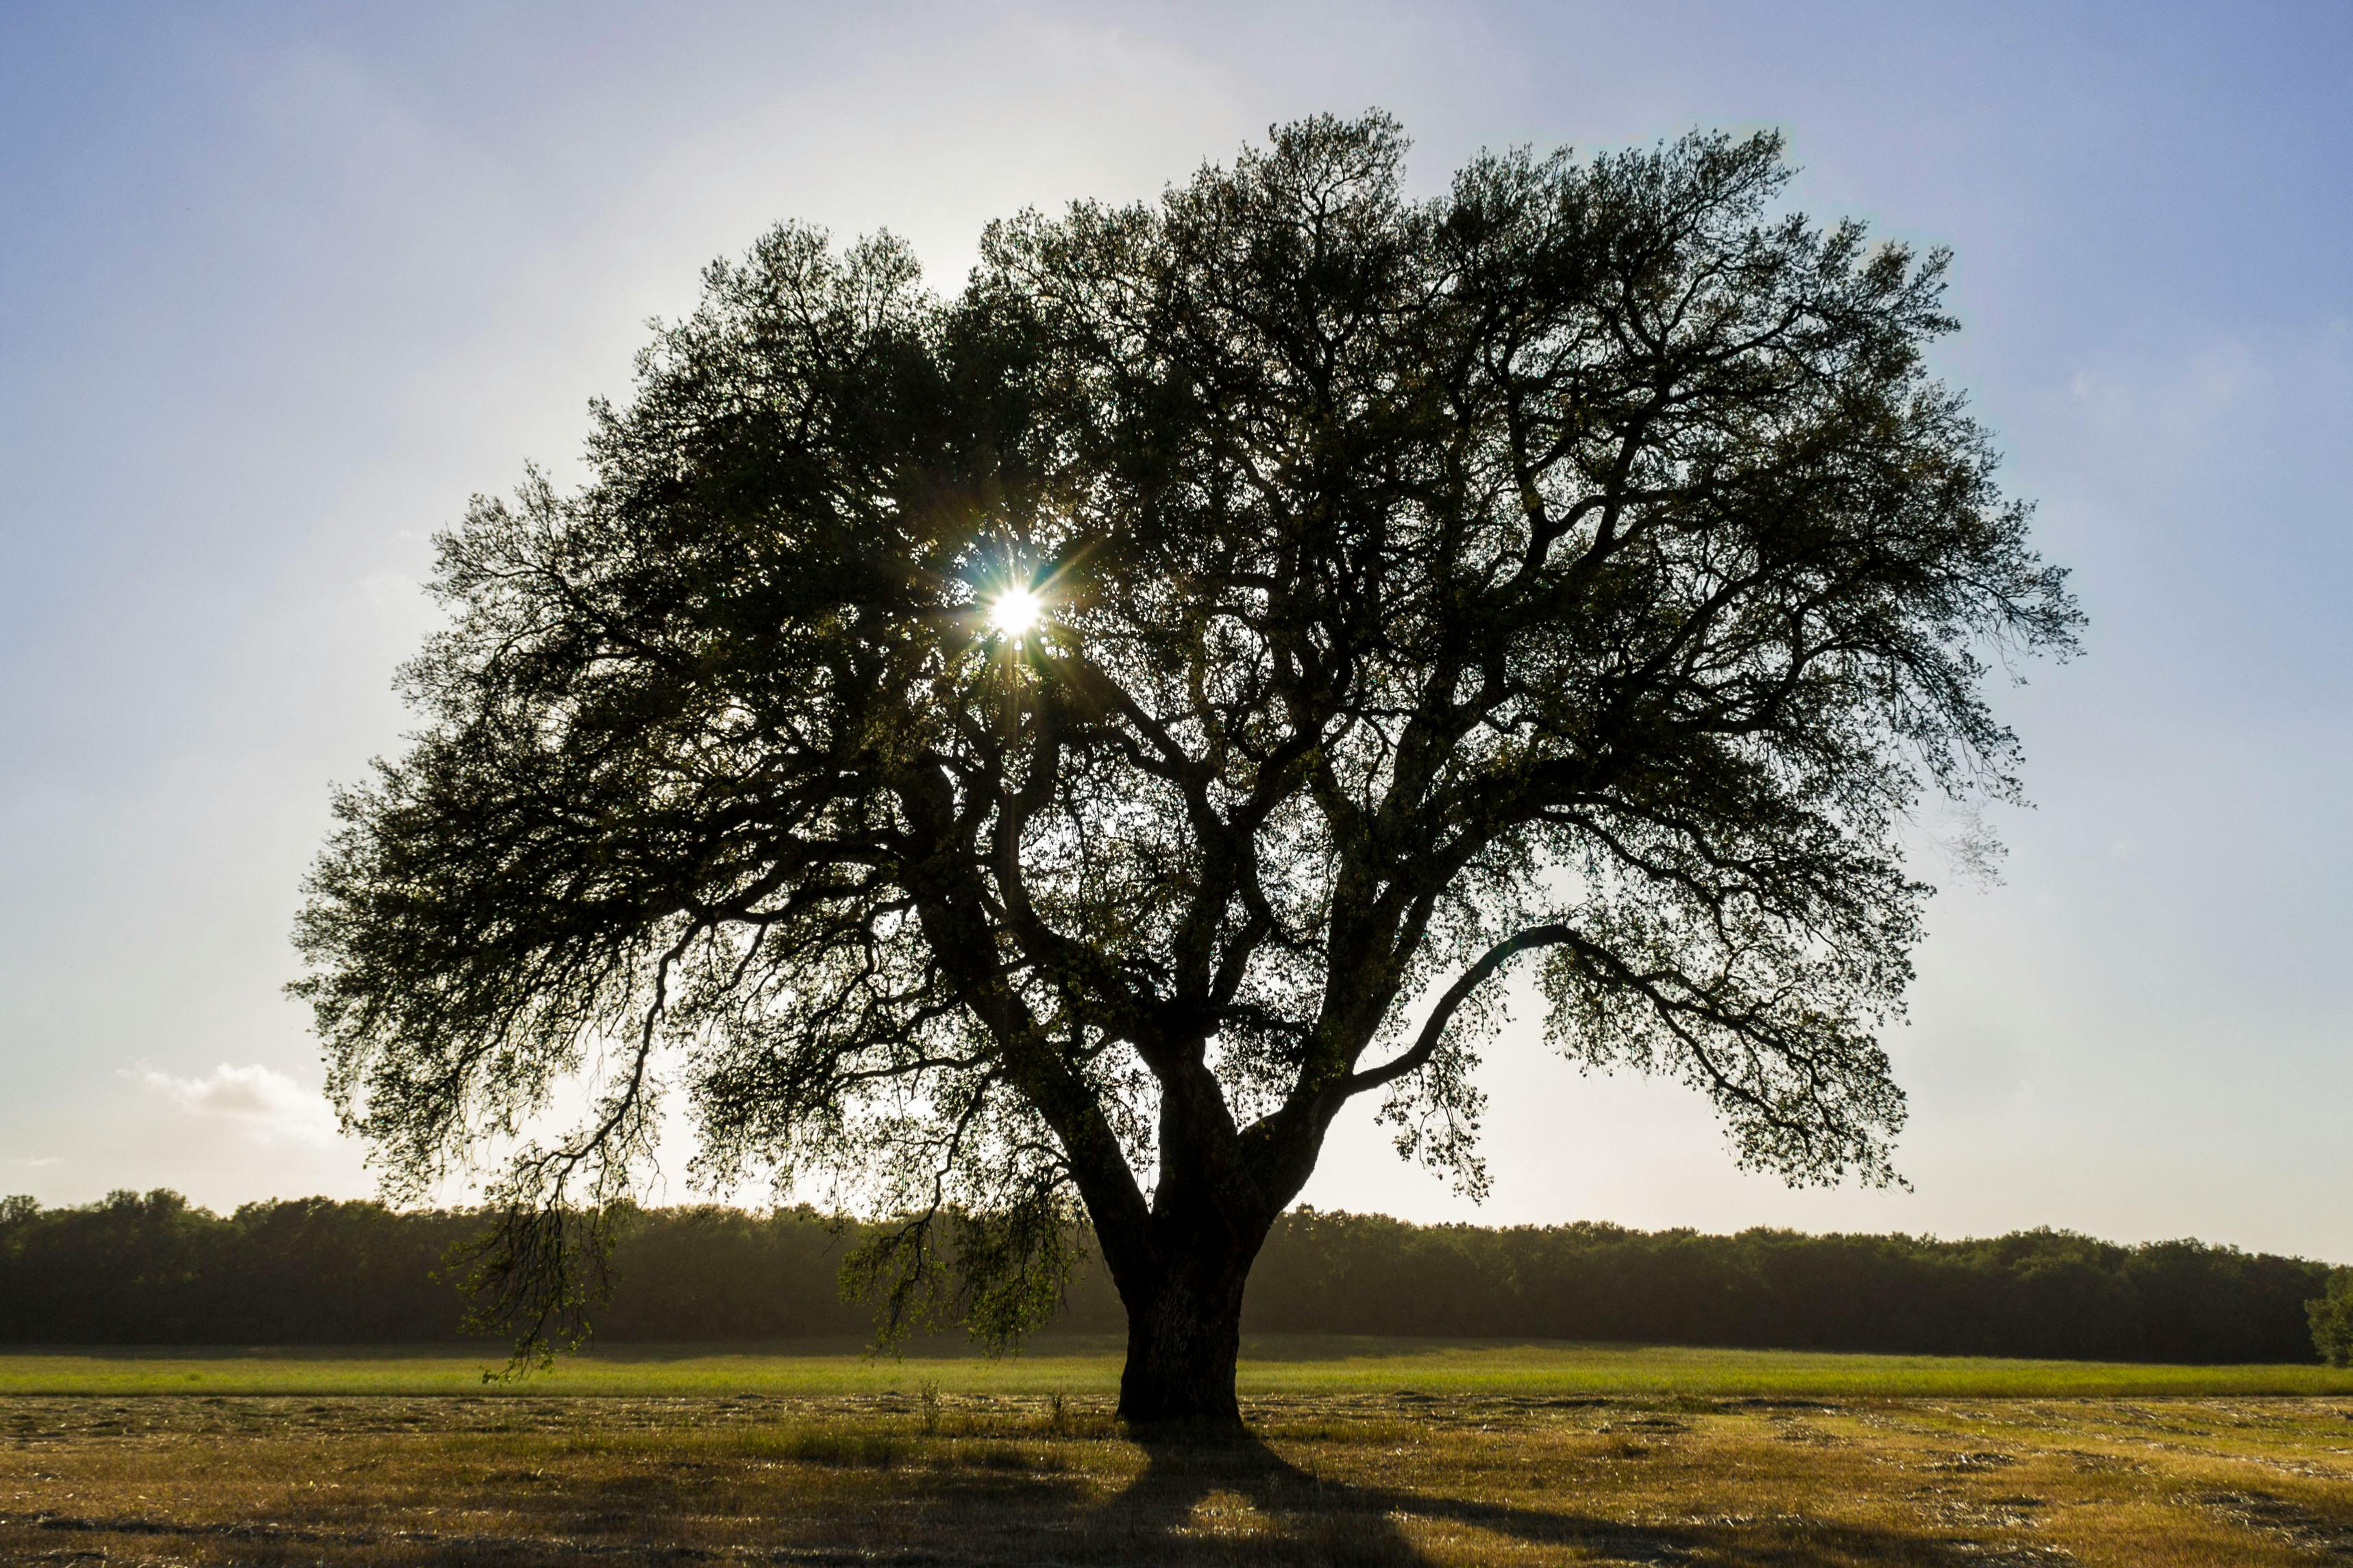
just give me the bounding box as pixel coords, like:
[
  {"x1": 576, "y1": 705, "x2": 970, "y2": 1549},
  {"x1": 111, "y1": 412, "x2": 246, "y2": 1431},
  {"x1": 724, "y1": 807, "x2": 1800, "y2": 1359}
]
[{"x1": 5, "y1": 1334, "x2": 2350, "y2": 1398}]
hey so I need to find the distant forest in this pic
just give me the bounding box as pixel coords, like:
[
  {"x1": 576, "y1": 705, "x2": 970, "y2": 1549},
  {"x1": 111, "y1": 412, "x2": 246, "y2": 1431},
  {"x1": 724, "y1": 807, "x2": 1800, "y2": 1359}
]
[{"x1": 0, "y1": 1191, "x2": 2335, "y2": 1364}]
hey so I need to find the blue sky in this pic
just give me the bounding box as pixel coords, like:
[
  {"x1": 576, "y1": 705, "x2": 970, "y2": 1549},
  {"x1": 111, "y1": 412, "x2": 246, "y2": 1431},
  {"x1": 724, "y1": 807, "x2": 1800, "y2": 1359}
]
[{"x1": 3, "y1": 1, "x2": 2349, "y2": 1256}]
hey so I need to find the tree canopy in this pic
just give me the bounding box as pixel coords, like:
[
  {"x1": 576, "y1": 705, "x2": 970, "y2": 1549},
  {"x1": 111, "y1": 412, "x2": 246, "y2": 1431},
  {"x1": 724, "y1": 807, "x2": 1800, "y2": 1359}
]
[{"x1": 295, "y1": 114, "x2": 2079, "y2": 1424}]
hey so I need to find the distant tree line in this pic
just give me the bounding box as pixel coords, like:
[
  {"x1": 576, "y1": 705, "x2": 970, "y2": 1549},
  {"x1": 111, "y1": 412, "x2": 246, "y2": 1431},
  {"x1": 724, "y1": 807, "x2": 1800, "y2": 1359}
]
[
  {"x1": 0, "y1": 1191, "x2": 2337, "y2": 1364},
  {"x1": 1242, "y1": 1210, "x2": 2336, "y2": 1365}
]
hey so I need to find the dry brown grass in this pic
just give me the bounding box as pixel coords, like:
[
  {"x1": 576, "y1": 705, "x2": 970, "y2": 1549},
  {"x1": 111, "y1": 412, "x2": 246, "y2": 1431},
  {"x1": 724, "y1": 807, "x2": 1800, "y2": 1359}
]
[{"x1": 5, "y1": 1391, "x2": 2352, "y2": 1565}]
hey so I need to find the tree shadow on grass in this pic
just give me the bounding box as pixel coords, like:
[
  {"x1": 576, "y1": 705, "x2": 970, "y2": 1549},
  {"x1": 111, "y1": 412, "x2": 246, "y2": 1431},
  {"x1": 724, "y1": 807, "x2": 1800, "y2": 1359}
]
[{"x1": 1072, "y1": 1426, "x2": 1969, "y2": 1567}]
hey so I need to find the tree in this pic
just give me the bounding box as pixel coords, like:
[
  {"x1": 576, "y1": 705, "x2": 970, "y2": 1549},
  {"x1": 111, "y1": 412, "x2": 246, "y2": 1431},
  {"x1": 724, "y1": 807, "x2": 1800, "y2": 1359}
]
[
  {"x1": 2312, "y1": 1271, "x2": 2353, "y2": 1367},
  {"x1": 293, "y1": 114, "x2": 2079, "y2": 1428}
]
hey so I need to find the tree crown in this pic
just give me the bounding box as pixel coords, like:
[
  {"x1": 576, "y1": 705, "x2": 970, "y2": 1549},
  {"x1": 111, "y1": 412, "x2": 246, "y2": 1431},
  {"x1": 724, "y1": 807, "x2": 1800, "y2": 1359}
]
[{"x1": 295, "y1": 114, "x2": 2079, "y2": 1347}]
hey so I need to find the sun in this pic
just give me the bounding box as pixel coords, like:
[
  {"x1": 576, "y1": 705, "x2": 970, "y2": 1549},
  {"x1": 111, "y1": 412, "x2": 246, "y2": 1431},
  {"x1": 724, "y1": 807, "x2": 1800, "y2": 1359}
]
[{"x1": 987, "y1": 586, "x2": 1043, "y2": 639}]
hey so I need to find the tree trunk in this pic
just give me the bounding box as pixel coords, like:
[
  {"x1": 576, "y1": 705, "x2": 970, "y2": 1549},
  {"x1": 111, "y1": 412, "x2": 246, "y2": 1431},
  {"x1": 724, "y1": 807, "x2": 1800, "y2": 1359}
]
[{"x1": 1115, "y1": 1247, "x2": 1253, "y2": 1430}]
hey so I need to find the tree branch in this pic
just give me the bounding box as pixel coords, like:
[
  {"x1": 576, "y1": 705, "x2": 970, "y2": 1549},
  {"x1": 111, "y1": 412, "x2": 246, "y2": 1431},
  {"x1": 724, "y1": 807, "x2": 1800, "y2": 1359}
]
[{"x1": 1343, "y1": 923, "x2": 1579, "y2": 1095}]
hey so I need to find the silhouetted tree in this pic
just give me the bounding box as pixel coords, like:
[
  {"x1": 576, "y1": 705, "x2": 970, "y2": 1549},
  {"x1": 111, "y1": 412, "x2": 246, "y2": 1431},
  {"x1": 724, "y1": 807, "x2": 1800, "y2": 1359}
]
[{"x1": 292, "y1": 114, "x2": 2079, "y2": 1426}]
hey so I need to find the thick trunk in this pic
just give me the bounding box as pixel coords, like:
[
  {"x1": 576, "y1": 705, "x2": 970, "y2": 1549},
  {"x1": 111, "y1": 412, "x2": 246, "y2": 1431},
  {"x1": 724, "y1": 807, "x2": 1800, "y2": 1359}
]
[
  {"x1": 1096, "y1": 1047, "x2": 1315, "y2": 1431},
  {"x1": 1116, "y1": 1248, "x2": 1252, "y2": 1429}
]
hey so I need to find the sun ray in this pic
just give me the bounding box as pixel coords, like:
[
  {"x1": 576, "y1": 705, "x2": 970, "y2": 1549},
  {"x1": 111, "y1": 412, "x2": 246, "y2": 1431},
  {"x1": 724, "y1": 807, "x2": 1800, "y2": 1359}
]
[{"x1": 987, "y1": 586, "x2": 1042, "y2": 639}]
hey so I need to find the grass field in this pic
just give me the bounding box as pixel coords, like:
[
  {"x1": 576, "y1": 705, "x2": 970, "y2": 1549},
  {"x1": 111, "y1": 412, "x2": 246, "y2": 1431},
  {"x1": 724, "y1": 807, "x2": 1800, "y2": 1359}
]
[
  {"x1": 8, "y1": 1335, "x2": 2353, "y2": 1399},
  {"x1": 8, "y1": 1341, "x2": 2353, "y2": 1565}
]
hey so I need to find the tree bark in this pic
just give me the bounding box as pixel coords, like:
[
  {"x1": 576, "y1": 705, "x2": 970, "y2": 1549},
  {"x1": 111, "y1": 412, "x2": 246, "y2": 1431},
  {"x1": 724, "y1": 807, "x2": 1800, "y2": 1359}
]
[{"x1": 1115, "y1": 1244, "x2": 1253, "y2": 1430}]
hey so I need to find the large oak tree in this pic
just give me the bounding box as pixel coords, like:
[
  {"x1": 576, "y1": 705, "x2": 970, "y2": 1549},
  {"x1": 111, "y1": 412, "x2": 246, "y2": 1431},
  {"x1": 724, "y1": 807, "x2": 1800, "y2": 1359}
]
[{"x1": 295, "y1": 115, "x2": 2078, "y2": 1426}]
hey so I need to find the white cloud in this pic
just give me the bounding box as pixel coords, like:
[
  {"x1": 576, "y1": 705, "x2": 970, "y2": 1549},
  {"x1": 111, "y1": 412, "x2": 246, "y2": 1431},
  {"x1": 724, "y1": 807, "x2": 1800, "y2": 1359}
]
[{"x1": 140, "y1": 1062, "x2": 338, "y2": 1145}]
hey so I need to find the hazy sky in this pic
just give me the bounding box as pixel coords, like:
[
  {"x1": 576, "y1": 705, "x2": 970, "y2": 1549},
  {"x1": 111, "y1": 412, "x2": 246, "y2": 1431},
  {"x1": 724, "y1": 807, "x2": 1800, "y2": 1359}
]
[{"x1": 4, "y1": 1, "x2": 2349, "y2": 1258}]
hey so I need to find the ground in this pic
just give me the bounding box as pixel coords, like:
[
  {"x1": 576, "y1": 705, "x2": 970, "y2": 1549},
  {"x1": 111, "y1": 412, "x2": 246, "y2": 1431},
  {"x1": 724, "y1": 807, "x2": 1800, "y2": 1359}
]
[{"x1": 5, "y1": 1341, "x2": 2352, "y2": 1565}]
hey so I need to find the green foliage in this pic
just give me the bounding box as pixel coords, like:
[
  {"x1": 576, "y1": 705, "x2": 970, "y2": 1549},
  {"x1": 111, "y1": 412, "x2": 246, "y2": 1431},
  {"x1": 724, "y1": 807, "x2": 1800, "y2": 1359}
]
[
  {"x1": 1, "y1": 1195, "x2": 2331, "y2": 1365},
  {"x1": 0, "y1": 1191, "x2": 481, "y2": 1343},
  {"x1": 288, "y1": 114, "x2": 2077, "y2": 1395},
  {"x1": 1244, "y1": 1211, "x2": 2331, "y2": 1364},
  {"x1": 2308, "y1": 1268, "x2": 2353, "y2": 1366},
  {"x1": 842, "y1": 1199, "x2": 1084, "y2": 1352}
]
